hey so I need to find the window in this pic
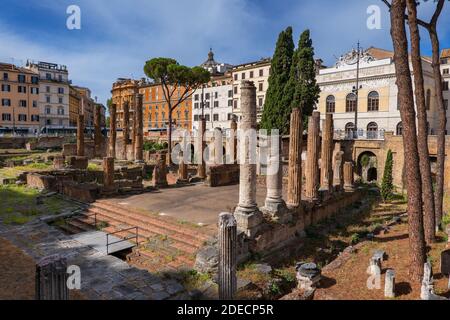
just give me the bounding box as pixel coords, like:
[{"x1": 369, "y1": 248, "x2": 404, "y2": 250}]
[
  {"x1": 345, "y1": 122, "x2": 355, "y2": 137},
  {"x1": 367, "y1": 91, "x2": 379, "y2": 112},
  {"x1": 214, "y1": 101, "x2": 219, "y2": 108},
  {"x1": 228, "y1": 100, "x2": 233, "y2": 107},
  {"x1": 31, "y1": 115, "x2": 39, "y2": 122},
  {"x1": 233, "y1": 100, "x2": 238, "y2": 109},
  {"x1": 2, "y1": 99, "x2": 11, "y2": 106},
  {"x1": 241, "y1": 73, "x2": 246, "y2": 80},
  {"x1": 46, "y1": 86, "x2": 50, "y2": 93},
  {"x1": 205, "y1": 114, "x2": 210, "y2": 121},
  {"x1": 3, "y1": 73, "x2": 8, "y2": 80},
  {"x1": 259, "y1": 83, "x2": 263, "y2": 92},
  {"x1": 326, "y1": 95, "x2": 335, "y2": 113},
  {"x1": 205, "y1": 93, "x2": 210, "y2": 100},
  {"x1": 443, "y1": 81, "x2": 449, "y2": 91},
  {"x1": 57, "y1": 107, "x2": 64, "y2": 115},
  {"x1": 258, "y1": 97, "x2": 264, "y2": 107},
  {"x1": 234, "y1": 74, "x2": 238, "y2": 81},
  {"x1": 184, "y1": 110, "x2": 189, "y2": 120},
  {"x1": 367, "y1": 122, "x2": 378, "y2": 132},
  {"x1": 444, "y1": 99, "x2": 449, "y2": 110},
  {"x1": 18, "y1": 74, "x2": 26, "y2": 83},
  {"x1": 33, "y1": 101, "x2": 38, "y2": 108},
  {"x1": 46, "y1": 73, "x2": 52, "y2": 80},
  {"x1": 2, "y1": 113, "x2": 11, "y2": 121},
  {"x1": 19, "y1": 100, "x2": 27, "y2": 107},
  {"x1": 59, "y1": 97, "x2": 63, "y2": 104},
  {"x1": 46, "y1": 106, "x2": 51, "y2": 114},
  {"x1": 227, "y1": 113, "x2": 234, "y2": 121},
  {"x1": 205, "y1": 101, "x2": 210, "y2": 108},
  {"x1": 46, "y1": 119, "x2": 52, "y2": 125},
  {"x1": 46, "y1": 96, "x2": 51, "y2": 103},
  {"x1": 250, "y1": 71, "x2": 254, "y2": 78},
  {"x1": 213, "y1": 114, "x2": 219, "y2": 121},
  {"x1": 228, "y1": 90, "x2": 233, "y2": 98},
  {"x1": 1, "y1": 84, "x2": 10, "y2": 92},
  {"x1": 396, "y1": 122, "x2": 403, "y2": 136},
  {"x1": 18, "y1": 114, "x2": 27, "y2": 122},
  {"x1": 58, "y1": 75, "x2": 62, "y2": 82},
  {"x1": 31, "y1": 87, "x2": 39, "y2": 94},
  {"x1": 18, "y1": 85, "x2": 26, "y2": 93},
  {"x1": 194, "y1": 94, "x2": 199, "y2": 101},
  {"x1": 444, "y1": 68, "x2": 449, "y2": 75},
  {"x1": 31, "y1": 76, "x2": 38, "y2": 84},
  {"x1": 194, "y1": 102, "x2": 199, "y2": 109},
  {"x1": 346, "y1": 93, "x2": 357, "y2": 113},
  {"x1": 58, "y1": 87, "x2": 64, "y2": 94},
  {"x1": 259, "y1": 69, "x2": 264, "y2": 77},
  {"x1": 215, "y1": 92, "x2": 218, "y2": 99},
  {"x1": 234, "y1": 86, "x2": 238, "y2": 94}
]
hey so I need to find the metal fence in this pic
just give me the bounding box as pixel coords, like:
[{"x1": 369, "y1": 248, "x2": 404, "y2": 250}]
[{"x1": 334, "y1": 129, "x2": 385, "y2": 141}]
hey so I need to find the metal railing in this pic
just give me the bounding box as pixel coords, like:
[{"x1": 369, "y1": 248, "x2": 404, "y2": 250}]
[
  {"x1": 334, "y1": 129, "x2": 385, "y2": 141},
  {"x1": 106, "y1": 227, "x2": 139, "y2": 255}
]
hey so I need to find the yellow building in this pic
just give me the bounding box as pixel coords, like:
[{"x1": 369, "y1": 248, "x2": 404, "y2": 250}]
[
  {"x1": 0, "y1": 63, "x2": 40, "y2": 134},
  {"x1": 69, "y1": 85, "x2": 81, "y2": 127}
]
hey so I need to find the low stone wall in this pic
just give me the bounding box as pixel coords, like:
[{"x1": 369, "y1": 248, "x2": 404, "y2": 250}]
[
  {"x1": 26, "y1": 137, "x2": 65, "y2": 150},
  {"x1": 27, "y1": 173, "x2": 57, "y2": 191},
  {"x1": 206, "y1": 164, "x2": 240, "y2": 187},
  {"x1": 62, "y1": 181, "x2": 99, "y2": 203},
  {"x1": 62, "y1": 141, "x2": 97, "y2": 159}
]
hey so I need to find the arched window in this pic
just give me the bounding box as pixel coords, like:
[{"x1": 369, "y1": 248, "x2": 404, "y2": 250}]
[
  {"x1": 426, "y1": 89, "x2": 431, "y2": 110},
  {"x1": 346, "y1": 93, "x2": 357, "y2": 113},
  {"x1": 345, "y1": 122, "x2": 355, "y2": 138},
  {"x1": 326, "y1": 95, "x2": 335, "y2": 113},
  {"x1": 396, "y1": 122, "x2": 403, "y2": 136},
  {"x1": 367, "y1": 122, "x2": 378, "y2": 139},
  {"x1": 367, "y1": 91, "x2": 379, "y2": 112}
]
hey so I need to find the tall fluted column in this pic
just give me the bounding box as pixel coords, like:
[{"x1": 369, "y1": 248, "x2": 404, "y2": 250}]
[
  {"x1": 344, "y1": 161, "x2": 355, "y2": 191},
  {"x1": 197, "y1": 116, "x2": 206, "y2": 178},
  {"x1": 234, "y1": 81, "x2": 262, "y2": 237},
  {"x1": 35, "y1": 255, "x2": 69, "y2": 300},
  {"x1": 305, "y1": 111, "x2": 320, "y2": 201},
  {"x1": 94, "y1": 104, "x2": 102, "y2": 158},
  {"x1": 77, "y1": 114, "x2": 85, "y2": 157},
  {"x1": 320, "y1": 113, "x2": 334, "y2": 193},
  {"x1": 287, "y1": 107, "x2": 303, "y2": 208},
  {"x1": 214, "y1": 127, "x2": 223, "y2": 165},
  {"x1": 135, "y1": 94, "x2": 144, "y2": 162},
  {"x1": 109, "y1": 103, "x2": 117, "y2": 159},
  {"x1": 229, "y1": 119, "x2": 238, "y2": 164},
  {"x1": 218, "y1": 213, "x2": 237, "y2": 300},
  {"x1": 122, "y1": 101, "x2": 130, "y2": 160}
]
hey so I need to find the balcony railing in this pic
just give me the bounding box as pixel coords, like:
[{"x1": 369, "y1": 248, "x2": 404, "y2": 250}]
[{"x1": 334, "y1": 129, "x2": 385, "y2": 141}]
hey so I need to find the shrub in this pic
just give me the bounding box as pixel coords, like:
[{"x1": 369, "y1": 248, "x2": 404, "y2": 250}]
[{"x1": 381, "y1": 150, "x2": 394, "y2": 202}]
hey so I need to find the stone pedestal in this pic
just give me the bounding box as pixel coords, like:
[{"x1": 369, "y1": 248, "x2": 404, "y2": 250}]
[
  {"x1": 287, "y1": 107, "x2": 303, "y2": 208},
  {"x1": 109, "y1": 103, "x2": 117, "y2": 158},
  {"x1": 153, "y1": 153, "x2": 168, "y2": 188},
  {"x1": 122, "y1": 101, "x2": 130, "y2": 160},
  {"x1": 77, "y1": 114, "x2": 85, "y2": 157},
  {"x1": 344, "y1": 162, "x2": 355, "y2": 192},
  {"x1": 53, "y1": 156, "x2": 65, "y2": 170},
  {"x1": 262, "y1": 136, "x2": 290, "y2": 223},
  {"x1": 320, "y1": 113, "x2": 334, "y2": 194},
  {"x1": 218, "y1": 213, "x2": 237, "y2": 300},
  {"x1": 35, "y1": 255, "x2": 69, "y2": 300},
  {"x1": 94, "y1": 104, "x2": 102, "y2": 158},
  {"x1": 69, "y1": 156, "x2": 88, "y2": 170},
  {"x1": 197, "y1": 117, "x2": 206, "y2": 179},
  {"x1": 135, "y1": 94, "x2": 144, "y2": 162},
  {"x1": 305, "y1": 111, "x2": 320, "y2": 201},
  {"x1": 234, "y1": 81, "x2": 263, "y2": 238}
]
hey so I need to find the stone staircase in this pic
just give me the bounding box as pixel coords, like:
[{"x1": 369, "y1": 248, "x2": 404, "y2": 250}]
[{"x1": 62, "y1": 200, "x2": 214, "y2": 273}]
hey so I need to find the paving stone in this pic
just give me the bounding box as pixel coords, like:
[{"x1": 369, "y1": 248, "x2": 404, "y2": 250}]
[{"x1": 151, "y1": 290, "x2": 170, "y2": 300}]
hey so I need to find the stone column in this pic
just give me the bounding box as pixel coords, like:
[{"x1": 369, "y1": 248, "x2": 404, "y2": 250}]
[
  {"x1": 103, "y1": 157, "x2": 115, "y2": 189},
  {"x1": 109, "y1": 103, "x2": 117, "y2": 159},
  {"x1": 178, "y1": 151, "x2": 188, "y2": 182},
  {"x1": 287, "y1": 107, "x2": 303, "y2": 208},
  {"x1": 234, "y1": 81, "x2": 262, "y2": 237},
  {"x1": 35, "y1": 255, "x2": 69, "y2": 300},
  {"x1": 218, "y1": 212, "x2": 237, "y2": 300},
  {"x1": 343, "y1": 161, "x2": 355, "y2": 191},
  {"x1": 131, "y1": 106, "x2": 136, "y2": 161},
  {"x1": 214, "y1": 127, "x2": 223, "y2": 165},
  {"x1": 135, "y1": 94, "x2": 144, "y2": 162},
  {"x1": 320, "y1": 113, "x2": 334, "y2": 193},
  {"x1": 122, "y1": 100, "x2": 130, "y2": 160},
  {"x1": 153, "y1": 153, "x2": 168, "y2": 188},
  {"x1": 94, "y1": 104, "x2": 102, "y2": 158},
  {"x1": 305, "y1": 111, "x2": 320, "y2": 201},
  {"x1": 197, "y1": 116, "x2": 206, "y2": 178},
  {"x1": 263, "y1": 136, "x2": 289, "y2": 222},
  {"x1": 229, "y1": 119, "x2": 238, "y2": 164},
  {"x1": 385, "y1": 269, "x2": 396, "y2": 298},
  {"x1": 76, "y1": 114, "x2": 85, "y2": 157}
]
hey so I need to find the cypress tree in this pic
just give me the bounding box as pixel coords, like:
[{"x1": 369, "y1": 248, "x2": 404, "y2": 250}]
[
  {"x1": 381, "y1": 150, "x2": 394, "y2": 202},
  {"x1": 261, "y1": 27, "x2": 294, "y2": 133}
]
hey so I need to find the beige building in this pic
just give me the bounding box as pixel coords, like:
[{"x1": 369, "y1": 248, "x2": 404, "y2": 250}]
[
  {"x1": 0, "y1": 63, "x2": 40, "y2": 134},
  {"x1": 316, "y1": 47, "x2": 448, "y2": 138},
  {"x1": 231, "y1": 58, "x2": 271, "y2": 121},
  {"x1": 441, "y1": 49, "x2": 450, "y2": 116}
]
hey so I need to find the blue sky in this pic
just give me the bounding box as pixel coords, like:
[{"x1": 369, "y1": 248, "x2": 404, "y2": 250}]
[{"x1": 1, "y1": 0, "x2": 449, "y2": 105}]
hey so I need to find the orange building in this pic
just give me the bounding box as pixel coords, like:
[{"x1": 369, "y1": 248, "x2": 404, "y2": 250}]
[{"x1": 139, "y1": 83, "x2": 192, "y2": 134}]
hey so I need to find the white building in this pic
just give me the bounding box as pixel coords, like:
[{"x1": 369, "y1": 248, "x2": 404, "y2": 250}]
[
  {"x1": 316, "y1": 47, "x2": 450, "y2": 138},
  {"x1": 26, "y1": 61, "x2": 70, "y2": 129},
  {"x1": 231, "y1": 58, "x2": 271, "y2": 121}
]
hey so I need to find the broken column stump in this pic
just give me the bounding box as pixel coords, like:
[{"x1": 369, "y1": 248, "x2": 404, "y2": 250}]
[
  {"x1": 218, "y1": 212, "x2": 237, "y2": 300},
  {"x1": 384, "y1": 269, "x2": 396, "y2": 298},
  {"x1": 35, "y1": 255, "x2": 69, "y2": 300}
]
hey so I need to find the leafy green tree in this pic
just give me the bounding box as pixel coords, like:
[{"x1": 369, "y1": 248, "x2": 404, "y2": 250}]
[
  {"x1": 381, "y1": 150, "x2": 394, "y2": 202},
  {"x1": 144, "y1": 58, "x2": 210, "y2": 161},
  {"x1": 284, "y1": 29, "x2": 321, "y2": 128},
  {"x1": 261, "y1": 27, "x2": 295, "y2": 133}
]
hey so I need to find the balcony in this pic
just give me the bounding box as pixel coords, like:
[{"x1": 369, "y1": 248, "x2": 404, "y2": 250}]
[{"x1": 334, "y1": 129, "x2": 385, "y2": 141}]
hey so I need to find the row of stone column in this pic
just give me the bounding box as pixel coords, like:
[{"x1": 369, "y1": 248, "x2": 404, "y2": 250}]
[{"x1": 108, "y1": 93, "x2": 144, "y2": 162}]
